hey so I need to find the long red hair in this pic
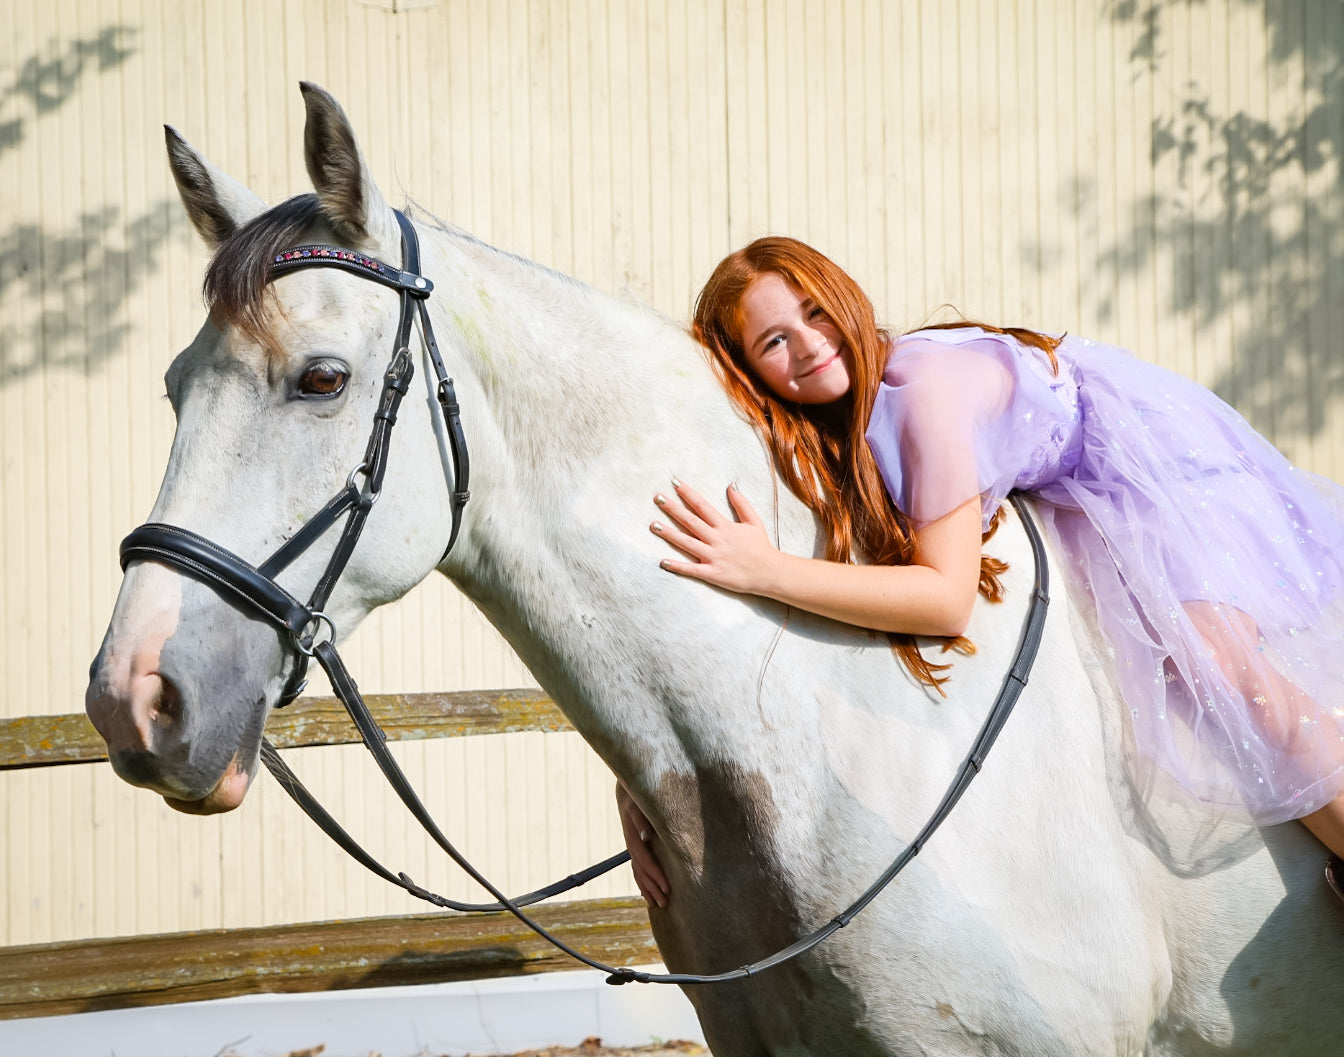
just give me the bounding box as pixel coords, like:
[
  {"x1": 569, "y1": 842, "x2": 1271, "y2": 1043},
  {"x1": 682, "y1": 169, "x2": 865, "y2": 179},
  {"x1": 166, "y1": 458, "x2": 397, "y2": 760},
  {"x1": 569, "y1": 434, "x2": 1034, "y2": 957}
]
[{"x1": 692, "y1": 236, "x2": 1060, "y2": 688}]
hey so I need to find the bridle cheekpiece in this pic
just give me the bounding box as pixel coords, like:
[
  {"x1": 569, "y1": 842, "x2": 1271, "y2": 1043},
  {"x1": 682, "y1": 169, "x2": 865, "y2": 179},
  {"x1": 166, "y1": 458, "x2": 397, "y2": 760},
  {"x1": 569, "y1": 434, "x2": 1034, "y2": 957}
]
[{"x1": 121, "y1": 211, "x2": 468, "y2": 705}]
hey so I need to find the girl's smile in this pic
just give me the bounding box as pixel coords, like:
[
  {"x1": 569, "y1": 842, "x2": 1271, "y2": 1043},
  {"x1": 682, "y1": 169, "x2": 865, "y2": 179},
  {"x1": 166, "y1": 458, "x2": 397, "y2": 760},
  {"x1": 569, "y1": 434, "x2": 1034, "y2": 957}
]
[{"x1": 799, "y1": 350, "x2": 842, "y2": 377}]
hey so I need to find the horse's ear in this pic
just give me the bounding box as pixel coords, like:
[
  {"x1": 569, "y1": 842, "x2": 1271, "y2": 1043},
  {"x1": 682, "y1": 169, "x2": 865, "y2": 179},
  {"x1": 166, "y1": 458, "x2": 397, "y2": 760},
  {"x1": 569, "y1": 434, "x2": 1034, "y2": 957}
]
[
  {"x1": 299, "y1": 82, "x2": 400, "y2": 252},
  {"x1": 164, "y1": 126, "x2": 266, "y2": 249}
]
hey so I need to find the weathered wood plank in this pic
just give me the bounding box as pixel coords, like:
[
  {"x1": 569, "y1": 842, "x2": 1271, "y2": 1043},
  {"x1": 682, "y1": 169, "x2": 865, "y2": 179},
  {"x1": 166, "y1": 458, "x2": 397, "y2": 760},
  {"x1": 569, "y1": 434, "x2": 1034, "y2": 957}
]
[
  {"x1": 0, "y1": 689, "x2": 571, "y2": 770},
  {"x1": 0, "y1": 897, "x2": 655, "y2": 1020},
  {"x1": 0, "y1": 712, "x2": 107, "y2": 770},
  {"x1": 263, "y1": 688, "x2": 572, "y2": 748}
]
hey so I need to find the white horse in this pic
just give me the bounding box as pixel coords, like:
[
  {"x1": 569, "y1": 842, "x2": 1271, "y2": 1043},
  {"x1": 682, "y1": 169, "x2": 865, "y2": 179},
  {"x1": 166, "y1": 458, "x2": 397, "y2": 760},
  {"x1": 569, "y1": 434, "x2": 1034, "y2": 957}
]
[{"x1": 85, "y1": 84, "x2": 1341, "y2": 1056}]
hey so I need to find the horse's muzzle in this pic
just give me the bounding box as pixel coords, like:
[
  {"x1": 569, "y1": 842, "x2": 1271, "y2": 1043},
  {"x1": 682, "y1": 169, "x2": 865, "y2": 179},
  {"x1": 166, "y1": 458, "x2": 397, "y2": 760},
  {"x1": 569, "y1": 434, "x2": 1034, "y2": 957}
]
[{"x1": 162, "y1": 757, "x2": 254, "y2": 814}]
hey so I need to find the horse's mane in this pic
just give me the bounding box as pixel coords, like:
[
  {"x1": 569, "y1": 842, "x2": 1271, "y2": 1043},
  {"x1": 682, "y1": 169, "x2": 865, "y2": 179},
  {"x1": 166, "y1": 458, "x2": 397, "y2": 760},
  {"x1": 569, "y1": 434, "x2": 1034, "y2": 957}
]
[
  {"x1": 203, "y1": 193, "x2": 606, "y2": 344},
  {"x1": 203, "y1": 193, "x2": 324, "y2": 346}
]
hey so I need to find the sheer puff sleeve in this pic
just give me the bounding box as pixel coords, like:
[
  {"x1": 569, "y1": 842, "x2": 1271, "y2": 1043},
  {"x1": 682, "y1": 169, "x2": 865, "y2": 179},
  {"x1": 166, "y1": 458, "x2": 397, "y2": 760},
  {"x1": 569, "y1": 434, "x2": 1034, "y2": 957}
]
[{"x1": 864, "y1": 329, "x2": 1078, "y2": 530}]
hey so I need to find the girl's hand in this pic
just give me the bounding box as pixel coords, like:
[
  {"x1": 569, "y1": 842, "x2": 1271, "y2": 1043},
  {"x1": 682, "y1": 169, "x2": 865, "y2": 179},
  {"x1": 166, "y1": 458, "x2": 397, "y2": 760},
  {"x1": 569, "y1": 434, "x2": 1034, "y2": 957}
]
[
  {"x1": 651, "y1": 480, "x2": 779, "y2": 595},
  {"x1": 615, "y1": 780, "x2": 669, "y2": 908}
]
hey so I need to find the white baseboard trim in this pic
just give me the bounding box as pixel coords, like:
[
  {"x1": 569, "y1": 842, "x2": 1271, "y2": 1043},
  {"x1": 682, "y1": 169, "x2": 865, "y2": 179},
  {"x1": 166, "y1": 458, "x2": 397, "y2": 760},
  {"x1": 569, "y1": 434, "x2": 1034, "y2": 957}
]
[{"x1": 0, "y1": 967, "x2": 707, "y2": 1057}]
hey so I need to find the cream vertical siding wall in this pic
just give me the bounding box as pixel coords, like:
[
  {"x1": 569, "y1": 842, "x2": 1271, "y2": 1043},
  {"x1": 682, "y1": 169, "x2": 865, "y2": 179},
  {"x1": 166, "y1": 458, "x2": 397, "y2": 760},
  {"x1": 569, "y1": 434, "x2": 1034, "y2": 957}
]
[{"x1": 1, "y1": 1, "x2": 1340, "y2": 945}]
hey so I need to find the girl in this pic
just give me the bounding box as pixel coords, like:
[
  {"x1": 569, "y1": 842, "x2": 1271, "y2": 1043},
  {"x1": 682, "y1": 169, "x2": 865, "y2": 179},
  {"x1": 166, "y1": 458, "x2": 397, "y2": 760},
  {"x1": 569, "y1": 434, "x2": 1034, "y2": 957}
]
[{"x1": 619, "y1": 235, "x2": 1344, "y2": 908}]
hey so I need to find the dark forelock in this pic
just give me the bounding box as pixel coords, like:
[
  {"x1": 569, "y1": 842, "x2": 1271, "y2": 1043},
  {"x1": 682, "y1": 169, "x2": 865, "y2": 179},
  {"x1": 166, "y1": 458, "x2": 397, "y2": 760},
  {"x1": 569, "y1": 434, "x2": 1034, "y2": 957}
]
[{"x1": 202, "y1": 194, "x2": 324, "y2": 343}]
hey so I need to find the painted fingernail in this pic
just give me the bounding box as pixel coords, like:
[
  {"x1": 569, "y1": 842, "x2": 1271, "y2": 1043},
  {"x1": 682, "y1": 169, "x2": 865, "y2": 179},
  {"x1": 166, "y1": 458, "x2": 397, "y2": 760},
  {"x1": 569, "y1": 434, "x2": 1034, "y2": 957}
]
[
  {"x1": 671, "y1": 476, "x2": 683, "y2": 488},
  {"x1": 650, "y1": 521, "x2": 663, "y2": 533},
  {"x1": 659, "y1": 559, "x2": 671, "y2": 571},
  {"x1": 654, "y1": 494, "x2": 667, "y2": 506}
]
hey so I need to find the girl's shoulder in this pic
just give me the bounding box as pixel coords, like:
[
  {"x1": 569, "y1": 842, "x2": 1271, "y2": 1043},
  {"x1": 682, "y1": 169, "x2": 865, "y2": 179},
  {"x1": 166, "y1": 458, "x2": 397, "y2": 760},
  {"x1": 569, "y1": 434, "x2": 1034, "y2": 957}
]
[
  {"x1": 892, "y1": 324, "x2": 1053, "y2": 357},
  {"x1": 885, "y1": 326, "x2": 1024, "y2": 388},
  {"x1": 888, "y1": 325, "x2": 1081, "y2": 390},
  {"x1": 893, "y1": 326, "x2": 1132, "y2": 361}
]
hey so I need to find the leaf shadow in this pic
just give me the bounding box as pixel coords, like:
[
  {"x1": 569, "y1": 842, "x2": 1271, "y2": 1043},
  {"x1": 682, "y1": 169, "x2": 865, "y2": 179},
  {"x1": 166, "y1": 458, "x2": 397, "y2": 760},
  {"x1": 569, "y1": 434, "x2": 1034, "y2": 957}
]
[
  {"x1": 1089, "y1": 0, "x2": 1344, "y2": 444},
  {"x1": 0, "y1": 200, "x2": 183, "y2": 384},
  {"x1": 0, "y1": 24, "x2": 139, "y2": 157}
]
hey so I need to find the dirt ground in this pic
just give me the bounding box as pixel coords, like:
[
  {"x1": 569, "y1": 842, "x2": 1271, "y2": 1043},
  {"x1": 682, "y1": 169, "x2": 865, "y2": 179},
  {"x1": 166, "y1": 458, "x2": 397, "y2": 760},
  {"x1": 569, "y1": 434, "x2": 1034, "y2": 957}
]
[
  {"x1": 470, "y1": 1041, "x2": 707, "y2": 1057},
  {"x1": 256, "y1": 1040, "x2": 709, "y2": 1057}
]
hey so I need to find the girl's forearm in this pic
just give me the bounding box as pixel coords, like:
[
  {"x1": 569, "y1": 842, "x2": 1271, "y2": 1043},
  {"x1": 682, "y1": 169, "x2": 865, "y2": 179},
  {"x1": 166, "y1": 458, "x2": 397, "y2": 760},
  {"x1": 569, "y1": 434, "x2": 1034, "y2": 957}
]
[
  {"x1": 653, "y1": 483, "x2": 982, "y2": 636},
  {"x1": 756, "y1": 552, "x2": 975, "y2": 638}
]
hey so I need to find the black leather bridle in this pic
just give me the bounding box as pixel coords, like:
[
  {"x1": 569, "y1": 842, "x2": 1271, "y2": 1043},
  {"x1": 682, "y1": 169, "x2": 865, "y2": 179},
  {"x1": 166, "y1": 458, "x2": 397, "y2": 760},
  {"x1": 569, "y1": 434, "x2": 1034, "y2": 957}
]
[
  {"x1": 117, "y1": 209, "x2": 1051, "y2": 987},
  {"x1": 122, "y1": 212, "x2": 469, "y2": 708}
]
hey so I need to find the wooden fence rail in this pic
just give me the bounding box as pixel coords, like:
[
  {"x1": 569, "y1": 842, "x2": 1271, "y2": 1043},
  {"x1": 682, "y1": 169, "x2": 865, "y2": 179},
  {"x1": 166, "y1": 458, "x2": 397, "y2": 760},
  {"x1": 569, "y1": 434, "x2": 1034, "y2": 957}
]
[
  {"x1": 0, "y1": 689, "x2": 573, "y2": 770},
  {"x1": 0, "y1": 896, "x2": 654, "y2": 1021},
  {"x1": 0, "y1": 692, "x2": 656, "y2": 1022}
]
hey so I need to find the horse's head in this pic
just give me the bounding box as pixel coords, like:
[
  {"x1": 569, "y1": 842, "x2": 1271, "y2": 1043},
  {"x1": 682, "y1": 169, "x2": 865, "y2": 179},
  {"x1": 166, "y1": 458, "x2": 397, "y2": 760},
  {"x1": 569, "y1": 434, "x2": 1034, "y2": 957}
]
[{"x1": 86, "y1": 84, "x2": 461, "y2": 813}]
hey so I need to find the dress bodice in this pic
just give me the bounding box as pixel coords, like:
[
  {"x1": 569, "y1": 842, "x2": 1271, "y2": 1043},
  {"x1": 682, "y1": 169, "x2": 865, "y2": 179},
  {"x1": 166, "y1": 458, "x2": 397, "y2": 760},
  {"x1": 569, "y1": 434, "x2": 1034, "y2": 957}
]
[{"x1": 865, "y1": 327, "x2": 1083, "y2": 528}]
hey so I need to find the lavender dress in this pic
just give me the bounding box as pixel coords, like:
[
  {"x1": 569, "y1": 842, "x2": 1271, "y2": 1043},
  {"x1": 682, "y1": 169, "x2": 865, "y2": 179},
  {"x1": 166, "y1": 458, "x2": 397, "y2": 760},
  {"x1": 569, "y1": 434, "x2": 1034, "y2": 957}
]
[{"x1": 865, "y1": 326, "x2": 1344, "y2": 824}]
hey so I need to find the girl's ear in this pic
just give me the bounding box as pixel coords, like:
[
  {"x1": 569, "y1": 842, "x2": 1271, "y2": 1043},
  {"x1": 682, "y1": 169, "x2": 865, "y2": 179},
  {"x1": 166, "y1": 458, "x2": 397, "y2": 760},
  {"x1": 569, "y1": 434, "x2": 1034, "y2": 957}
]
[{"x1": 299, "y1": 82, "x2": 400, "y2": 256}]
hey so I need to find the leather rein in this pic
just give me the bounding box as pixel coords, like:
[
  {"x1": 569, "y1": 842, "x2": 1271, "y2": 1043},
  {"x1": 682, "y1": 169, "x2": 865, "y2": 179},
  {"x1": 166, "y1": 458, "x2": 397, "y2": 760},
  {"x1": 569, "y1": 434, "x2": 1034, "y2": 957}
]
[{"x1": 117, "y1": 210, "x2": 1051, "y2": 986}]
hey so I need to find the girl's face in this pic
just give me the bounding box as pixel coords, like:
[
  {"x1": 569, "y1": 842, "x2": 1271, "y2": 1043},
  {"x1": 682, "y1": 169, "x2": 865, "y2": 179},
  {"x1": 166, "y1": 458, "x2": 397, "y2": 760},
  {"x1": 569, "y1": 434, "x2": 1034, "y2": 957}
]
[{"x1": 738, "y1": 272, "x2": 853, "y2": 404}]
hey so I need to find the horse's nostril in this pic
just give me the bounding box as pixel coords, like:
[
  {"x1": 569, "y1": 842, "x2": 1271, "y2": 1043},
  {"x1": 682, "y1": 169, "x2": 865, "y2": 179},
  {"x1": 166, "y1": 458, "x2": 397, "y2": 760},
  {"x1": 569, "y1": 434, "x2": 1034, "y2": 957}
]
[
  {"x1": 86, "y1": 661, "x2": 183, "y2": 754},
  {"x1": 152, "y1": 674, "x2": 183, "y2": 727}
]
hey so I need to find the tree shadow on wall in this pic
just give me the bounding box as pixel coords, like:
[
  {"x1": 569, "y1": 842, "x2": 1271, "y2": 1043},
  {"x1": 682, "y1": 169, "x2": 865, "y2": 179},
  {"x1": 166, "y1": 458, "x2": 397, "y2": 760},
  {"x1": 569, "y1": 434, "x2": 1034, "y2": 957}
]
[
  {"x1": 1093, "y1": 0, "x2": 1342, "y2": 443},
  {"x1": 1, "y1": 25, "x2": 138, "y2": 156},
  {"x1": 0, "y1": 24, "x2": 182, "y2": 385},
  {"x1": 0, "y1": 201, "x2": 182, "y2": 383}
]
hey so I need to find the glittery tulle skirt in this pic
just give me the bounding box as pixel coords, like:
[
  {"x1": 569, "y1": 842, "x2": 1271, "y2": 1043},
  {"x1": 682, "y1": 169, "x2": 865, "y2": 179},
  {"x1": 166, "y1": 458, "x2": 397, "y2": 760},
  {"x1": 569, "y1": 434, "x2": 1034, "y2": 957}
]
[{"x1": 1033, "y1": 343, "x2": 1344, "y2": 824}]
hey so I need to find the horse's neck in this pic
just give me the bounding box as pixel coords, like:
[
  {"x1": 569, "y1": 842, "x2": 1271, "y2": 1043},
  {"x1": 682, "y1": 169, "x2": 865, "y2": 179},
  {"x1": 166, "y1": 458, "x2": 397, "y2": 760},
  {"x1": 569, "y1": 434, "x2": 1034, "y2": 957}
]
[
  {"x1": 429, "y1": 230, "x2": 688, "y2": 445},
  {"x1": 422, "y1": 228, "x2": 813, "y2": 778}
]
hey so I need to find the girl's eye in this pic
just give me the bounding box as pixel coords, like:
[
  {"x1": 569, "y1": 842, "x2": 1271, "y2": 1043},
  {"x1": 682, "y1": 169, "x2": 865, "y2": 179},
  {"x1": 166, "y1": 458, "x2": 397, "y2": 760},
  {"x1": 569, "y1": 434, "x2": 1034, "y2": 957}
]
[
  {"x1": 297, "y1": 363, "x2": 349, "y2": 397},
  {"x1": 809, "y1": 305, "x2": 826, "y2": 320}
]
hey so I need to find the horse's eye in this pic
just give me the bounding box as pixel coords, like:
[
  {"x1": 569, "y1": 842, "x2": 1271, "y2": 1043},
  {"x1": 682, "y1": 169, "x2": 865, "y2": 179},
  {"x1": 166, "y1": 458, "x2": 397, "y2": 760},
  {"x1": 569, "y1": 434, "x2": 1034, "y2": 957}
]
[{"x1": 297, "y1": 363, "x2": 349, "y2": 397}]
